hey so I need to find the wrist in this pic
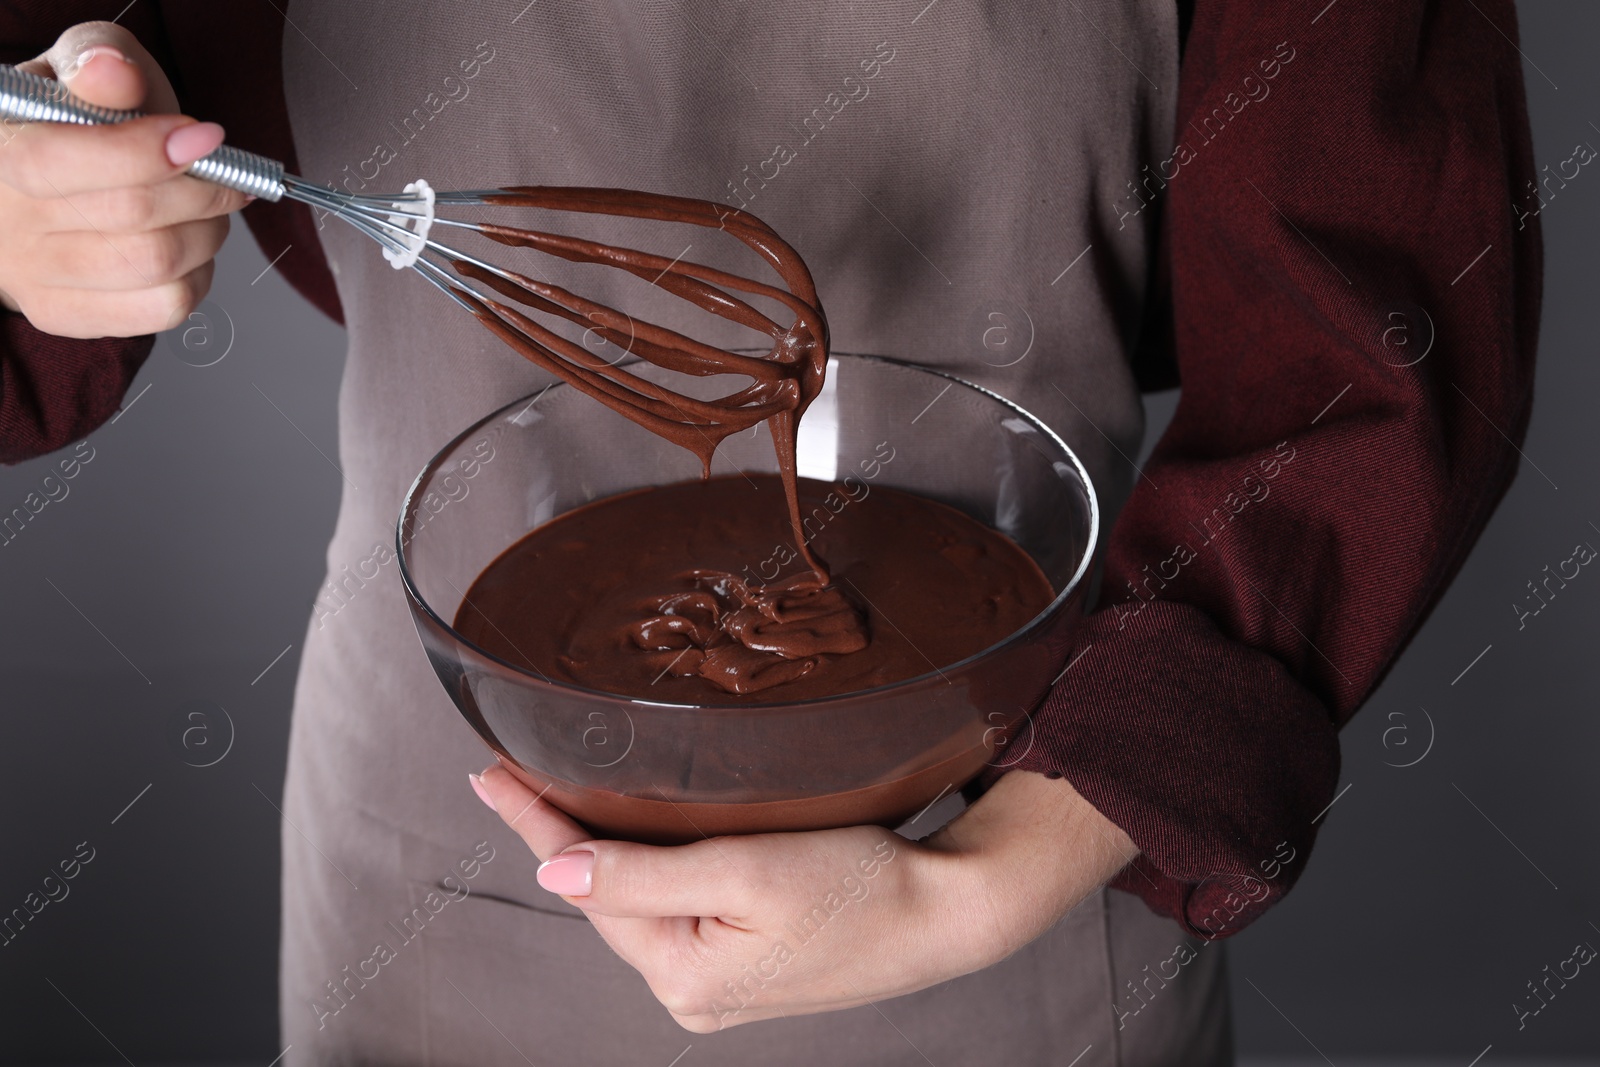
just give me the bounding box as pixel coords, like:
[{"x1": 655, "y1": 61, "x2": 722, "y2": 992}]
[{"x1": 920, "y1": 770, "x2": 1137, "y2": 970}]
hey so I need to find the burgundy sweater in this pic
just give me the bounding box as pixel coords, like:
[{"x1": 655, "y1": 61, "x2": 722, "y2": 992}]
[{"x1": 0, "y1": 2, "x2": 1542, "y2": 939}]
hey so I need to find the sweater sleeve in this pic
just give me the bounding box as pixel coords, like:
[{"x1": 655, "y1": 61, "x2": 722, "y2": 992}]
[
  {"x1": 0, "y1": 1, "x2": 340, "y2": 465},
  {"x1": 974, "y1": 0, "x2": 1542, "y2": 939},
  {"x1": 0, "y1": 320, "x2": 152, "y2": 464}
]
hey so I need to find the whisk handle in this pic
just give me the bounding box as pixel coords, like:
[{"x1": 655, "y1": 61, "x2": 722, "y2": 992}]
[{"x1": 0, "y1": 64, "x2": 286, "y2": 201}]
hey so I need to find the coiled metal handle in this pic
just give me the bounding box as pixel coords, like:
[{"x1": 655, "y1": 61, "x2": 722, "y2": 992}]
[{"x1": 0, "y1": 64, "x2": 286, "y2": 201}]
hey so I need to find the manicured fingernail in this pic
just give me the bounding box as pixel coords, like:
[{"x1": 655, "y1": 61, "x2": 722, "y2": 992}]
[
  {"x1": 165, "y1": 121, "x2": 225, "y2": 167},
  {"x1": 537, "y1": 851, "x2": 594, "y2": 896},
  {"x1": 67, "y1": 45, "x2": 132, "y2": 78},
  {"x1": 469, "y1": 773, "x2": 496, "y2": 812}
]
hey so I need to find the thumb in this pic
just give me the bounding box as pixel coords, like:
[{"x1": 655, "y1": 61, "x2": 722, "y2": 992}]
[
  {"x1": 21, "y1": 21, "x2": 179, "y2": 114},
  {"x1": 547, "y1": 837, "x2": 758, "y2": 919},
  {"x1": 474, "y1": 762, "x2": 590, "y2": 862}
]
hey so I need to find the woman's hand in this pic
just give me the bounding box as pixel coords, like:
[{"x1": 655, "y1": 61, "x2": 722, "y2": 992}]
[
  {"x1": 0, "y1": 21, "x2": 249, "y2": 338},
  {"x1": 473, "y1": 762, "x2": 1136, "y2": 1032}
]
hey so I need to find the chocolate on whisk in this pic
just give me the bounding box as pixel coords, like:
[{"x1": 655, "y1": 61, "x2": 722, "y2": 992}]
[{"x1": 0, "y1": 65, "x2": 836, "y2": 583}]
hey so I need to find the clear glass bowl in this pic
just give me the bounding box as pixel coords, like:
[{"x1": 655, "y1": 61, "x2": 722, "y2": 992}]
[{"x1": 398, "y1": 354, "x2": 1098, "y2": 843}]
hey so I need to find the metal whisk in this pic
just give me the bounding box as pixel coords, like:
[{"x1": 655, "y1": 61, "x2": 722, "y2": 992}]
[{"x1": 0, "y1": 65, "x2": 828, "y2": 463}]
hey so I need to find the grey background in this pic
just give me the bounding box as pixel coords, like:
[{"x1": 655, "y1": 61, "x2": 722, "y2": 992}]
[{"x1": 0, "y1": 2, "x2": 1595, "y2": 1061}]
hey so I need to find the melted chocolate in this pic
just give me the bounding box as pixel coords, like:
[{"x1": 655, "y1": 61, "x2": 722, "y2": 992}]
[
  {"x1": 454, "y1": 476, "x2": 1055, "y2": 703},
  {"x1": 443, "y1": 187, "x2": 1054, "y2": 705}
]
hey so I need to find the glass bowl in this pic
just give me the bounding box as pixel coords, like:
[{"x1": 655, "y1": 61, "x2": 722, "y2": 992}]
[{"x1": 398, "y1": 354, "x2": 1098, "y2": 843}]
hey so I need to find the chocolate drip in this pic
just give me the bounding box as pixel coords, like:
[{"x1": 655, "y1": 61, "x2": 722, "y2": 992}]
[{"x1": 628, "y1": 571, "x2": 869, "y2": 695}]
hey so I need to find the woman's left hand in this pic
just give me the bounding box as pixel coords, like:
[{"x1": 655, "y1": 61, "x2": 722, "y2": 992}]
[{"x1": 473, "y1": 761, "x2": 1136, "y2": 1032}]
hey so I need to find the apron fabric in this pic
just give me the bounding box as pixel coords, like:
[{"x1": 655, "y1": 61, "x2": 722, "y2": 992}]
[{"x1": 277, "y1": 1, "x2": 1228, "y2": 1062}]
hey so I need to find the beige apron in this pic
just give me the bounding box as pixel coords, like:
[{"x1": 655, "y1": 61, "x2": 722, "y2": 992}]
[{"x1": 277, "y1": 1, "x2": 1230, "y2": 1061}]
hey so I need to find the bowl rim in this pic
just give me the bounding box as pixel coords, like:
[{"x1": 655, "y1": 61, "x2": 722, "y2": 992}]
[{"x1": 395, "y1": 352, "x2": 1101, "y2": 711}]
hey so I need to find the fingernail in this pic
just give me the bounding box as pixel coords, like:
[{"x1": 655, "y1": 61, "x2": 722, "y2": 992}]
[
  {"x1": 165, "y1": 121, "x2": 225, "y2": 167},
  {"x1": 537, "y1": 851, "x2": 594, "y2": 897},
  {"x1": 66, "y1": 45, "x2": 132, "y2": 78},
  {"x1": 469, "y1": 773, "x2": 496, "y2": 812}
]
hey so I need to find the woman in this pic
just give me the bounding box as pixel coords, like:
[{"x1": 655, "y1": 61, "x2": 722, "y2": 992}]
[{"x1": 0, "y1": 2, "x2": 1539, "y2": 1062}]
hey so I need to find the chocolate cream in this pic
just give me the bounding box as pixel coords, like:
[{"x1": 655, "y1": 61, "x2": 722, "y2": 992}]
[{"x1": 446, "y1": 187, "x2": 1051, "y2": 700}]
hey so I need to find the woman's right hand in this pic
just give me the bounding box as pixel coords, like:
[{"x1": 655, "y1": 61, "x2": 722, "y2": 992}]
[{"x1": 0, "y1": 21, "x2": 249, "y2": 339}]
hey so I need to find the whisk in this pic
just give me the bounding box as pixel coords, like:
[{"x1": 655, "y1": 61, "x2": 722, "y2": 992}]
[{"x1": 0, "y1": 65, "x2": 829, "y2": 473}]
